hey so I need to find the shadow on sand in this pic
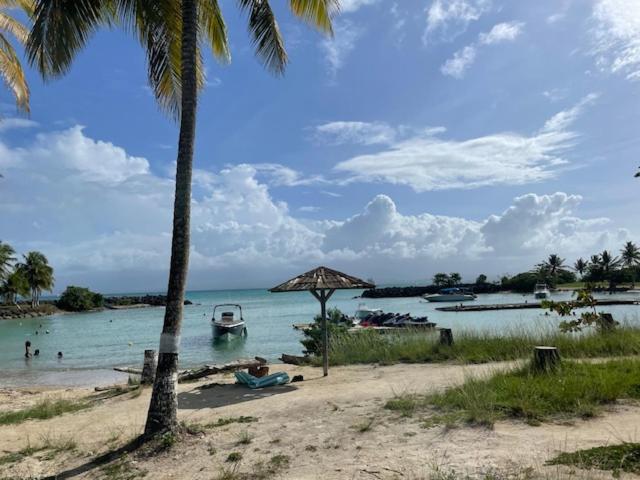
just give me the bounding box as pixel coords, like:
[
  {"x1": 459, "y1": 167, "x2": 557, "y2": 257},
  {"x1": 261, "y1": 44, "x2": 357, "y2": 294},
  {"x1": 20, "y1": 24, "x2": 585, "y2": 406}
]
[{"x1": 178, "y1": 382, "x2": 297, "y2": 410}]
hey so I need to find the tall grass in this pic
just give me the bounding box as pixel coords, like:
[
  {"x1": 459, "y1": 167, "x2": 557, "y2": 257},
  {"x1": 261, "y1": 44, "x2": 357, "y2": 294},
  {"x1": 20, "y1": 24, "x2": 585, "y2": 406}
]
[
  {"x1": 0, "y1": 398, "x2": 90, "y2": 425},
  {"x1": 390, "y1": 359, "x2": 640, "y2": 426},
  {"x1": 314, "y1": 324, "x2": 640, "y2": 366}
]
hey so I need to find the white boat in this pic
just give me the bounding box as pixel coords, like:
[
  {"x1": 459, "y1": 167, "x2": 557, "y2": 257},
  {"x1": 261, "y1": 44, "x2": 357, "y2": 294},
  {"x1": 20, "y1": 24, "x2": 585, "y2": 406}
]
[
  {"x1": 211, "y1": 304, "x2": 247, "y2": 340},
  {"x1": 423, "y1": 288, "x2": 476, "y2": 302},
  {"x1": 533, "y1": 284, "x2": 550, "y2": 300},
  {"x1": 353, "y1": 303, "x2": 382, "y2": 324}
]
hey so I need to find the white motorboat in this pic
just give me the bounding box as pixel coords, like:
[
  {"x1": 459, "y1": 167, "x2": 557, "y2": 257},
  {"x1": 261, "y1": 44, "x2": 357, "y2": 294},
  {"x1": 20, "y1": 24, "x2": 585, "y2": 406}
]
[
  {"x1": 423, "y1": 288, "x2": 477, "y2": 302},
  {"x1": 533, "y1": 283, "x2": 550, "y2": 300},
  {"x1": 212, "y1": 304, "x2": 247, "y2": 340},
  {"x1": 353, "y1": 303, "x2": 383, "y2": 324}
]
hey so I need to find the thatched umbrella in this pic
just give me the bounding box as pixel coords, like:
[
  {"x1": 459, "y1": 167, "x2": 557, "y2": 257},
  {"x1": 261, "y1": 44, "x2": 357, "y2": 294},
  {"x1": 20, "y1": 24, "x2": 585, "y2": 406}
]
[{"x1": 270, "y1": 266, "x2": 375, "y2": 376}]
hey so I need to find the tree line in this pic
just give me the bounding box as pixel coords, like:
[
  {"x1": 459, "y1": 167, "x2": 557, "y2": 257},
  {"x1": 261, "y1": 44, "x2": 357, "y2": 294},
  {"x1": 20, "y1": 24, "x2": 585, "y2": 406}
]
[{"x1": 0, "y1": 241, "x2": 54, "y2": 307}]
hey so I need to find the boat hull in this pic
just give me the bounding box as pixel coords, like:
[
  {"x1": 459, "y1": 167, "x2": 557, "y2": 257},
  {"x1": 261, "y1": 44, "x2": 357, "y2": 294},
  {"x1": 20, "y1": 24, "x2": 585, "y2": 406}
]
[
  {"x1": 212, "y1": 322, "x2": 247, "y2": 339},
  {"x1": 424, "y1": 294, "x2": 476, "y2": 302},
  {"x1": 534, "y1": 292, "x2": 549, "y2": 299}
]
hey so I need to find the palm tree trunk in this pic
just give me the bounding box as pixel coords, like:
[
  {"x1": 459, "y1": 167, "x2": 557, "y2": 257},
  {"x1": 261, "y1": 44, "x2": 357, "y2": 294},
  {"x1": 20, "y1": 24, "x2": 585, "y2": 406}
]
[{"x1": 144, "y1": 0, "x2": 198, "y2": 437}]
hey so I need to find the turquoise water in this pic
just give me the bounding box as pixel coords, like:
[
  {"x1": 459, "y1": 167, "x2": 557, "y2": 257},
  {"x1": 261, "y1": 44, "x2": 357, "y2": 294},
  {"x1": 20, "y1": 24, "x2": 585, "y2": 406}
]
[{"x1": 1, "y1": 289, "x2": 639, "y2": 387}]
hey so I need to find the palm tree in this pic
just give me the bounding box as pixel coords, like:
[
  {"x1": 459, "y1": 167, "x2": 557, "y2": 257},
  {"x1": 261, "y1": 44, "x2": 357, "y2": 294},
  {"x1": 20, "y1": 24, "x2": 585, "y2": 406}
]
[
  {"x1": 17, "y1": 251, "x2": 53, "y2": 307},
  {"x1": 0, "y1": 0, "x2": 31, "y2": 113},
  {"x1": 599, "y1": 249, "x2": 622, "y2": 292},
  {"x1": 27, "y1": 0, "x2": 337, "y2": 437},
  {"x1": 621, "y1": 241, "x2": 640, "y2": 287},
  {"x1": 573, "y1": 258, "x2": 587, "y2": 279},
  {"x1": 537, "y1": 254, "x2": 568, "y2": 286},
  {"x1": 1, "y1": 268, "x2": 28, "y2": 304},
  {"x1": 0, "y1": 241, "x2": 16, "y2": 282}
]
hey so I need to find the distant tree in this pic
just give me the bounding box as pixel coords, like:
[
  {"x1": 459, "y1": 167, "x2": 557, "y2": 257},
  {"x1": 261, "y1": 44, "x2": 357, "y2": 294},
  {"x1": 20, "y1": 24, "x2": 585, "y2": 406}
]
[
  {"x1": 0, "y1": 269, "x2": 28, "y2": 305},
  {"x1": 573, "y1": 258, "x2": 587, "y2": 279},
  {"x1": 449, "y1": 272, "x2": 461, "y2": 286},
  {"x1": 475, "y1": 274, "x2": 488, "y2": 285},
  {"x1": 57, "y1": 286, "x2": 104, "y2": 312},
  {"x1": 17, "y1": 251, "x2": 54, "y2": 307},
  {"x1": 621, "y1": 241, "x2": 640, "y2": 287},
  {"x1": 599, "y1": 250, "x2": 622, "y2": 292},
  {"x1": 502, "y1": 272, "x2": 539, "y2": 293},
  {"x1": 0, "y1": 241, "x2": 16, "y2": 282},
  {"x1": 536, "y1": 254, "x2": 569, "y2": 287},
  {"x1": 432, "y1": 273, "x2": 450, "y2": 287}
]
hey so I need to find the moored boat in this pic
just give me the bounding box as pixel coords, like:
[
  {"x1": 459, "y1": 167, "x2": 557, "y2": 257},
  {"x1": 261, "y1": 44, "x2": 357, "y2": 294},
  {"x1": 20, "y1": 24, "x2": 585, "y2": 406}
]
[
  {"x1": 533, "y1": 283, "x2": 550, "y2": 299},
  {"x1": 353, "y1": 303, "x2": 382, "y2": 324},
  {"x1": 212, "y1": 304, "x2": 247, "y2": 340},
  {"x1": 423, "y1": 287, "x2": 476, "y2": 302}
]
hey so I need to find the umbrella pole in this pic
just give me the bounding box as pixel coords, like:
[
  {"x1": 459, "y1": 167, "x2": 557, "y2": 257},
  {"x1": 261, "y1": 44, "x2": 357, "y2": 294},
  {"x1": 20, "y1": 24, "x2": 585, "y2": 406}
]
[{"x1": 320, "y1": 289, "x2": 328, "y2": 376}]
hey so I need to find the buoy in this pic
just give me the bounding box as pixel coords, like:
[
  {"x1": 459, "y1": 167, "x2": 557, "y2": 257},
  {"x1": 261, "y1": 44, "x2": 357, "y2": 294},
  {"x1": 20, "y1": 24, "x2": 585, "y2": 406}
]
[{"x1": 128, "y1": 342, "x2": 133, "y2": 346}]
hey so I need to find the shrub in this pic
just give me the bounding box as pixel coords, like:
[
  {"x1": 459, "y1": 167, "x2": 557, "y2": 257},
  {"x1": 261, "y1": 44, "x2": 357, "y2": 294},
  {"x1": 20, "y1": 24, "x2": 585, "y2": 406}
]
[{"x1": 56, "y1": 285, "x2": 104, "y2": 312}]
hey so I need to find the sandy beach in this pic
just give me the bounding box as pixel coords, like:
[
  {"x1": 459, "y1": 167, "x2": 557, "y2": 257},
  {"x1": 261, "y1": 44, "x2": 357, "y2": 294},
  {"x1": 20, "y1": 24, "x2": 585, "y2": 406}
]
[{"x1": 1, "y1": 361, "x2": 638, "y2": 479}]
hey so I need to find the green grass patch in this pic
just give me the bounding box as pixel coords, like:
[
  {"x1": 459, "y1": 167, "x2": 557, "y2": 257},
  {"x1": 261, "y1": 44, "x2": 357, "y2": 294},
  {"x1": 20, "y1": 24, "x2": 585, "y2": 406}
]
[
  {"x1": 204, "y1": 416, "x2": 257, "y2": 428},
  {"x1": 548, "y1": 443, "x2": 640, "y2": 475},
  {"x1": 316, "y1": 325, "x2": 640, "y2": 366},
  {"x1": 387, "y1": 359, "x2": 640, "y2": 427},
  {"x1": 0, "y1": 398, "x2": 90, "y2": 426}
]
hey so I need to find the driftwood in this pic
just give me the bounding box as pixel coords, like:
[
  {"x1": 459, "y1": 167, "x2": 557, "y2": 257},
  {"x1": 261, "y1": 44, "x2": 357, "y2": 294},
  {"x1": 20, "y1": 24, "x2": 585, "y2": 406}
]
[
  {"x1": 178, "y1": 358, "x2": 267, "y2": 383},
  {"x1": 114, "y1": 366, "x2": 142, "y2": 375},
  {"x1": 280, "y1": 353, "x2": 308, "y2": 366},
  {"x1": 94, "y1": 384, "x2": 138, "y2": 392}
]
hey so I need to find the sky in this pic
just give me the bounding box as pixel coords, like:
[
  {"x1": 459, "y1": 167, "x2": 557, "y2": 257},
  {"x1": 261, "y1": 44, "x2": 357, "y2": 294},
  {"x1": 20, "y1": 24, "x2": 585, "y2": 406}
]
[{"x1": 1, "y1": 0, "x2": 640, "y2": 293}]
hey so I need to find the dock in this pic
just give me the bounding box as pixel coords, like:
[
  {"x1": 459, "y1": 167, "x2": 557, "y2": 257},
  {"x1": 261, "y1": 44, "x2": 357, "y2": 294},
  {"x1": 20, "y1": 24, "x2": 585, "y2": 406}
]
[{"x1": 436, "y1": 299, "x2": 640, "y2": 312}]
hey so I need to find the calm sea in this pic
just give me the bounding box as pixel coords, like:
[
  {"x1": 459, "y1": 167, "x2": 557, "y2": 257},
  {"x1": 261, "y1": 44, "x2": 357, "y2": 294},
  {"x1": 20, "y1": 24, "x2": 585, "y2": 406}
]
[{"x1": 1, "y1": 289, "x2": 639, "y2": 387}]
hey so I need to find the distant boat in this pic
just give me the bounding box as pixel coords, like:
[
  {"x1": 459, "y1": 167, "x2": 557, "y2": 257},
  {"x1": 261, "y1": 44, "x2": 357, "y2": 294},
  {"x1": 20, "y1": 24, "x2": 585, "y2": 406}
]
[
  {"x1": 212, "y1": 304, "x2": 247, "y2": 340},
  {"x1": 533, "y1": 284, "x2": 550, "y2": 300},
  {"x1": 353, "y1": 303, "x2": 382, "y2": 324},
  {"x1": 423, "y1": 287, "x2": 476, "y2": 302}
]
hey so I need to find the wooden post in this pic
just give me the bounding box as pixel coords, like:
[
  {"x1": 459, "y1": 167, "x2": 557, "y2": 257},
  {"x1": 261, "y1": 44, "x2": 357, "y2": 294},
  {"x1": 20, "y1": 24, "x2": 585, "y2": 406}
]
[
  {"x1": 439, "y1": 328, "x2": 453, "y2": 346},
  {"x1": 311, "y1": 288, "x2": 335, "y2": 377},
  {"x1": 533, "y1": 346, "x2": 560, "y2": 372},
  {"x1": 141, "y1": 349, "x2": 157, "y2": 385}
]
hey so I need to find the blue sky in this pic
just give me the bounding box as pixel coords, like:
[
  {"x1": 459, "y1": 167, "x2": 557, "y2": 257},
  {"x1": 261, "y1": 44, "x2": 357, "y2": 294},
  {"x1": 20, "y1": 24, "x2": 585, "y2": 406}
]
[{"x1": 1, "y1": 0, "x2": 639, "y2": 292}]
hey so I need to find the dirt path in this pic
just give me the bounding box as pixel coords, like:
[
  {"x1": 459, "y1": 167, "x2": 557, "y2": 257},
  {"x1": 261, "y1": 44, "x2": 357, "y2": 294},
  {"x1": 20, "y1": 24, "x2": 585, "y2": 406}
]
[{"x1": 1, "y1": 362, "x2": 638, "y2": 479}]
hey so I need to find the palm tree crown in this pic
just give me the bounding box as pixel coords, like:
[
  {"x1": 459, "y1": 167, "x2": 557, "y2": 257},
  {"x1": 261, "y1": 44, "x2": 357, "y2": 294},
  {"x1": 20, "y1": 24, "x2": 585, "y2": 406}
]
[
  {"x1": 621, "y1": 241, "x2": 640, "y2": 268},
  {"x1": 573, "y1": 257, "x2": 587, "y2": 277},
  {"x1": 0, "y1": 0, "x2": 31, "y2": 113},
  {"x1": 17, "y1": 251, "x2": 53, "y2": 306},
  {"x1": 0, "y1": 240, "x2": 16, "y2": 281}
]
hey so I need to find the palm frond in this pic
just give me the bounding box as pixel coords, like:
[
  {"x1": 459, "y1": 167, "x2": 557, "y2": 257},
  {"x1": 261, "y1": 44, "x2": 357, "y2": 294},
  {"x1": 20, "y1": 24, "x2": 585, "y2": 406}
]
[
  {"x1": 199, "y1": 0, "x2": 229, "y2": 62},
  {"x1": 238, "y1": 0, "x2": 287, "y2": 75},
  {"x1": 0, "y1": 32, "x2": 29, "y2": 112},
  {"x1": 289, "y1": 0, "x2": 338, "y2": 34},
  {"x1": 0, "y1": 12, "x2": 29, "y2": 43},
  {"x1": 26, "y1": 0, "x2": 110, "y2": 79}
]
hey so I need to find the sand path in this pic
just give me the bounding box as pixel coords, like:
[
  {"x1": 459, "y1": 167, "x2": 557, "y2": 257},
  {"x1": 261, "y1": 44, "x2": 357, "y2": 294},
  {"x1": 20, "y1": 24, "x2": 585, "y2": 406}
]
[{"x1": 1, "y1": 362, "x2": 638, "y2": 479}]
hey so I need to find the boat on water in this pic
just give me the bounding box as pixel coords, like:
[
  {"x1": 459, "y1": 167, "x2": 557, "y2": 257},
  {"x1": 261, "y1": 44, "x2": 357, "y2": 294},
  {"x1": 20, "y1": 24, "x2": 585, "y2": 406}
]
[
  {"x1": 211, "y1": 304, "x2": 247, "y2": 340},
  {"x1": 423, "y1": 287, "x2": 476, "y2": 302},
  {"x1": 533, "y1": 283, "x2": 550, "y2": 300},
  {"x1": 353, "y1": 303, "x2": 382, "y2": 324}
]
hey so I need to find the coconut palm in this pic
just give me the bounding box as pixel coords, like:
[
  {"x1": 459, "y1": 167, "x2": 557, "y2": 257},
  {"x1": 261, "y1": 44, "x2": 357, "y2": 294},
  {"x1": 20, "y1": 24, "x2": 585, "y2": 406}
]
[
  {"x1": 27, "y1": 0, "x2": 337, "y2": 437},
  {"x1": 0, "y1": 240, "x2": 16, "y2": 281},
  {"x1": 1, "y1": 268, "x2": 28, "y2": 304},
  {"x1": 573, "y1": 258, "x2": 587, "y2": 279},
  {"x1": 0, "y1": 0, "x2": 31, "y2": 113},
  {"x1": 537, "y1": 254, "x2": 568, "y2": 286},
  {"x1": 17, "y1": 251, "x2": 53, "y2": 307},
  {"x1": 599, "y1": 250, "x2": 622, "y2": 292},
  {"x1": 621, "y1": 241, "x2": 640, "y2": 287}
]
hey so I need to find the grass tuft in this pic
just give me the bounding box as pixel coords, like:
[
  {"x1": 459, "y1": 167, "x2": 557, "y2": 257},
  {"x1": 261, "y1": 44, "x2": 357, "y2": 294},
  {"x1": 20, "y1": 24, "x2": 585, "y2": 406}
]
[
  {"x1": 388, "y1": 359, "x2": 640, "y2": 427},
  {"x1": 548, "y1": 443, "x2": 640, "y2": 475},
  {"x1": 226, "y1": 452, "x2": 243, "y2": 463},
  {"x1": 205, "y1": 416, "x2": 257, "y2": 429},
  {"x1": 0, "y1": 398, "x2": 90, "y2": 425}
]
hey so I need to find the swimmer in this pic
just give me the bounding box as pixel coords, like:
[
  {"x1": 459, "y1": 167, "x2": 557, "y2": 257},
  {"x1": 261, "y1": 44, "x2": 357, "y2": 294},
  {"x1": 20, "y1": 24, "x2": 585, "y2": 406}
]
[
  {"x1": 34, "y1": 349, "x2": 40, "y2": 356},
  {"x1": 25, "y1": 340, "x2": 32, "y2": 358},
  {"x1": 57, "y1": 351, "x2": 63, "y2": 359}
]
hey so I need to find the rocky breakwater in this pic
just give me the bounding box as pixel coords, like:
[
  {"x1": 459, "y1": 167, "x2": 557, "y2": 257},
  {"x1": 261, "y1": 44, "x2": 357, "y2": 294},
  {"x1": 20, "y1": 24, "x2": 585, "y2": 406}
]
[
  {"x1": 104, "y1": 294, "x2": 193, "y2": 309},
  {"x1": 0, "y1": 304, "x2": 60, "y2": 320},
  {"x1": 362, "y1": 283, "x2": 503, "y2": 298}
]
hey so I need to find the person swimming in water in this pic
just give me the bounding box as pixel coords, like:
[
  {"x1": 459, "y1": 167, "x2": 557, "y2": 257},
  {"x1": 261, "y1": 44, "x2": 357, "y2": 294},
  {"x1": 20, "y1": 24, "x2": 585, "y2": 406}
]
[
  {"x1": 57, "y1": 351, "x2": 63, "y2": 359},
  {"x1": 34, "y1": 349, "x2": 40, "y2": 356},
  {"x1": 24, "y1": 341, "x2": 32, "y2": 358}
]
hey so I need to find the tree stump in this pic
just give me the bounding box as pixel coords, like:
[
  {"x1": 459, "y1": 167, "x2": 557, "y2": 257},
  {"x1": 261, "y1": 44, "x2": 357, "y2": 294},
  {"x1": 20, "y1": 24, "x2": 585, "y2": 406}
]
[
  {"x1": 141, "y1": 349, "x2": 157, "y2": 385},
  {"x1": 439, "y1": 328, "x2": 454, "y2": 346},
  {"x1": 599, "y1": 313, "x2": 617, "y2": 331},
  {"x1": 533, "y1": 346, "x2": 560, "y2": 372}
]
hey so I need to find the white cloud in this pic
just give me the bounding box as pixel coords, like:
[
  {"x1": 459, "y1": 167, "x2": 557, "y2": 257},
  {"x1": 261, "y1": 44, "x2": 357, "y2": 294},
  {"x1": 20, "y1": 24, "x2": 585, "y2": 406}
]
[
  {"x1": 332, "y1": 95, "x2": 596, "y2": 192},
  {"x1": 314, "y1": 121, "x2": 397, "y2": 145},
  {"x1": 478, "y1": 21, "x2": 524, "y2": 45},
  {"x1": 441, "y1": 21, "x2": 524, "y2": 78},
  {"x1": 423, "y1": 0, "x2": 491, "y2": 44},
  {"x1": 591, "y1": 0, "x2": 640, "y2": 81},
  {"x1": 299, "y1": 206, "x2": 321, "y2": 213},
  {"x1": 340, "y1": 0, "x2": 379, "y2": 13},
  {"x1": 0, "y1": 125, "x2": 629, "y2": 291},
  {"x1": 0, "y1": 118, "x2": 38, "y2": 132},
  {"x1": 320, "y1": 20, "x2": 361, "y2": 80},
  {"x1": 542, "y1": 88, "x2": 568, "y2": 102},
  {"x1": 441, "y1": 45, "x2": 477, "y2": 78}
]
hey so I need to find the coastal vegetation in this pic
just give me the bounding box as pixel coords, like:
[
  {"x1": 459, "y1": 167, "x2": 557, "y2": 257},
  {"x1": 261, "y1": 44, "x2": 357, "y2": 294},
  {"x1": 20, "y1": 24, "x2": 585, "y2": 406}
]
[
  {"x1": 0, "y1": 397, "x2": 90, "y2": 426},
  {"x1": 0, "y1": 241, "x2": 54, "y2": 307},
  {"x1": 56, "y1": 285, "x2": 104, "y2": 312},
  {"x1": 310, "y1": 322, "x2": 640, "y2": 366},
  {"x1": 548, "y1": 443, "x2": 640, "y2": 475},
  {"x1": 27, "y1": 0, "x2": 338, "y2": 437},
  {"x1": 386, "y1": 358, "x2": 640, "y2": 427},
  {"x1": 0, "y1": 0, "x2": 31, "y2": 113}
]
